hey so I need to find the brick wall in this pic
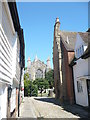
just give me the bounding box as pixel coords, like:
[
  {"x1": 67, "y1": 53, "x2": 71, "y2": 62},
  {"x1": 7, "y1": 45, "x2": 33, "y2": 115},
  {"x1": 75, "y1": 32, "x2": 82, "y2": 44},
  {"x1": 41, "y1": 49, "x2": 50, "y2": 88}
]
[{"x1": 62, "y1": 43, "x2": 75, "y2": 104}]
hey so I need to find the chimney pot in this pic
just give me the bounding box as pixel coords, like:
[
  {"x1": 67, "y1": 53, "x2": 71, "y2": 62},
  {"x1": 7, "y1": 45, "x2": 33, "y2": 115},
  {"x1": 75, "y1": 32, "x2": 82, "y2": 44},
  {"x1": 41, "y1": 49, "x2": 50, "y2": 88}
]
[{"x1": 56, "y1": 17, "x2": 60, "y2": 23}]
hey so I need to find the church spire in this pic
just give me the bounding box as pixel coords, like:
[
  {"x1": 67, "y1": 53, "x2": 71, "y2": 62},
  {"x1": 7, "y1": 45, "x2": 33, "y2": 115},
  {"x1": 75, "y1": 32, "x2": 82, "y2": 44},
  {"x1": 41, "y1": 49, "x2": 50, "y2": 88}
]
[
  {"x1": 27, "y1": 57, "x2": 31, "y2": 68},
  {"x1": 35, "y1": 55, "x2": 38, "y2": 62}
]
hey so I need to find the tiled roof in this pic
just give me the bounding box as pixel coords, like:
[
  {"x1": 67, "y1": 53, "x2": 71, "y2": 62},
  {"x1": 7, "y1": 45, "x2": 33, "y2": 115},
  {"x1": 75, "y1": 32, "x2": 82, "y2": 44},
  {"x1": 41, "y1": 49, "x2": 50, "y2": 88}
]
[
  {"x1": 59, "y1": 31, "x2": 77, "y2": 51},
  {"x1": 80, "y1": 32, "x2": 90, "y2": 59},
  {"x1": 79, "y1": 32, "x2": 89, "y2": 44}
]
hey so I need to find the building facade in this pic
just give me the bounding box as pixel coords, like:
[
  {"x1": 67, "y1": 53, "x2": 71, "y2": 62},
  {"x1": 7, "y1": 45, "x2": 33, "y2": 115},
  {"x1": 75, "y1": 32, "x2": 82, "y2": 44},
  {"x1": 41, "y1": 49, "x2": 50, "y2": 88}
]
[
  {"x1": 27, "y1": 56, "x2": 51, "y2": 80},
  {"x1": 71, "y1": 32, "x2": 90, "y2": 107},
  {"x1": 0, "y1": 1, "x2": 25, "y2": 119},
  {"x1": 53, "y1": 18, "x2": 77, "y2": 104}
]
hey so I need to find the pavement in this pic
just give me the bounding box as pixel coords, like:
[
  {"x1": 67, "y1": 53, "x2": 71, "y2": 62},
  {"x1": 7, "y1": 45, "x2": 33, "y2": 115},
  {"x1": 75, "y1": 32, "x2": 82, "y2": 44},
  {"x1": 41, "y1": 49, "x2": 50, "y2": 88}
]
[
  {"x1": 20, "y1": 97, "x2": 90, "y2": 119},
  {"x1": 20, "y1": 97, "x2": 37, "y2": 118}
]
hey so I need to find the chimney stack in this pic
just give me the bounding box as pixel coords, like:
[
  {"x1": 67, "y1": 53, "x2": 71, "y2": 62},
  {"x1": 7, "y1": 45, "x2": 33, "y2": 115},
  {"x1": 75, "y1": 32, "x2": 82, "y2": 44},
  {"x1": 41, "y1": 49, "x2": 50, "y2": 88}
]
[
  {"x1": 55, "y1": 17, "x2": 60, "y2": 23},
  {"x1": 54, "y1": 17, "x2": 60, "y2": 35}
]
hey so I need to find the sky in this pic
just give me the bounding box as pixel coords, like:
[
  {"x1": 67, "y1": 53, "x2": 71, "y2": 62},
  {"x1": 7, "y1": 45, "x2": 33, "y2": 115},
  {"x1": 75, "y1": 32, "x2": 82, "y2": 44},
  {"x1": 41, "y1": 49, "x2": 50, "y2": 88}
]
[{"x1": 16, "y1": 2, "x2": 88, "y2": 68}]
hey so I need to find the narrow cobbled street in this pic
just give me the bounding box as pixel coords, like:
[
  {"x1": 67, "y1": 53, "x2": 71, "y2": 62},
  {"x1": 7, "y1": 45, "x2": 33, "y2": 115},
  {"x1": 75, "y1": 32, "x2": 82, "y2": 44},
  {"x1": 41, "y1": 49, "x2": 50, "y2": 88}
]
[{"x1": 20, "y1": 97, "x2": 89, "y2": 119}]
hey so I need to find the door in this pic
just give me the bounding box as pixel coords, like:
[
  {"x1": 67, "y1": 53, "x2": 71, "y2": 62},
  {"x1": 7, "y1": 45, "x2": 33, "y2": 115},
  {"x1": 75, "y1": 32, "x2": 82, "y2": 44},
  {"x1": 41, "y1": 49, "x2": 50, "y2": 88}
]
[{"x1": 87, "y1": 80, "x2": 90, "y2": 106}]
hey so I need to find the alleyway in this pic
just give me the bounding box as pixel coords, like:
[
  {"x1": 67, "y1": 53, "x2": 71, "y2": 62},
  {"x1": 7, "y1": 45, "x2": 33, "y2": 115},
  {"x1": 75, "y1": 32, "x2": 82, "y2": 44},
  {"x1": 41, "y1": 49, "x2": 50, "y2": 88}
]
[{"x1": 20, "y1": 97, "x2": 90, "y2": 119}]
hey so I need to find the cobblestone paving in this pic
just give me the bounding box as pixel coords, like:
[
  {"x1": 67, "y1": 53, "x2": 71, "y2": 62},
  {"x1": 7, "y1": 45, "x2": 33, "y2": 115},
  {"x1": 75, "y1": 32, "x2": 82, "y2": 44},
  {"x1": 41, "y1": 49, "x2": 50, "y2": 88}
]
[
  {"x1": 30, "y1": 97, "x2": 79, "y2": 118},
  {"x1": 20, "y1": 97, "x2": 89, "y2": 119}
]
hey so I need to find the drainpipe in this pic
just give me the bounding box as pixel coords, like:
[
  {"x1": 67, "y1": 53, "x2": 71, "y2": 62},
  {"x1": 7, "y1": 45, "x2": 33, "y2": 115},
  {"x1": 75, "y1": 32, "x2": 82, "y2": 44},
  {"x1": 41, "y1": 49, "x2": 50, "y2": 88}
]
[
  {"x1": 18, "y1": 30, "x2": 23, "y2": 117},
  {"x1": 18, "y1": 28, "x2": 24, "y2": 117},
  {"x1": 18, "y1": 64, "x2": 22, "y2": 117}
]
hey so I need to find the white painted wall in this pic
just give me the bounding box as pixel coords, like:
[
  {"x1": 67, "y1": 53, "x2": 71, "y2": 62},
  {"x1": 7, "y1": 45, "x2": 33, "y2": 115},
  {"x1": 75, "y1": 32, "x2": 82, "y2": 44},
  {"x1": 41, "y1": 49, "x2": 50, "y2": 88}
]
[
  {"x1": 0, "y1": 83, "x2": 7, "y2": 119},
  {"x1": 15, "y1": 36, "x2": 20, "y2": 83},
  {"x1": 2, "y1": 2, "x2": 15, "y2": 46},
  {"x1": 0, "y1": 2, "x2": 2, "y2": 24},
  {"x1": 10, "y1": 88, "x2": 16, "y2": 112},
  {"x1": 73, "y1": 58, "x2": 89, "y2": 106},
  {"x1": 0, "y1": 22, "x2": 12, "y2": 84},
  {"x1": 0, "y1": 2, "x2": 24, "y2": 119},
  {"x1": 75, "y1": 33, "x2": 87, "y2": 58},
  {"x1": 0, "y1": 2, "x2": 20, "y2": 84},
  {"x1": 0, "y1": 2, "x2": 16, "y2": 84},
  {"x1": 73, "y1": 32, "x2": 89, "y2": 107},
  {"x1": 12, "y1": 34, "x2": 17, "y2": 81},
  {"x1": 0, "y1": 2, "x2": 20, "y2": 119}
]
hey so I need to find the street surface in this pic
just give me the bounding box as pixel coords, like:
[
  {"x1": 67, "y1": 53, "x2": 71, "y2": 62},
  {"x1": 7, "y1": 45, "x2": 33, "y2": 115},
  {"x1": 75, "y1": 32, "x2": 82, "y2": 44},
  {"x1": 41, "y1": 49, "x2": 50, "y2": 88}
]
[{"x1": 20, "y1": 97, "x2": 89, "y2": 119}]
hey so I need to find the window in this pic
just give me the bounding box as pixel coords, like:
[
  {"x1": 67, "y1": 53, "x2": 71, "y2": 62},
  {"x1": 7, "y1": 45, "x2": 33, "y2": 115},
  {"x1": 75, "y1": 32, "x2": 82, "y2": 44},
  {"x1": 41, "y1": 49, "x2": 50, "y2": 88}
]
[
  {"x1": 35, "y1": 69, "x2": 43, "y2": 79},
  {"x1": 82, "y1": 45, "x2": 84, "y2": 54},
  {"x1": 76, "y1": 45, "x2": 85, "y2": 58},
  {"x1": 77, "y1": 81, "x2": 83, "y2": 93},
  {"x1": 75, "y1": 49, "x2": 79, "y2": 58},
  {"x1": 78, "y1": 48, "x2": 80, "y2": 57}
]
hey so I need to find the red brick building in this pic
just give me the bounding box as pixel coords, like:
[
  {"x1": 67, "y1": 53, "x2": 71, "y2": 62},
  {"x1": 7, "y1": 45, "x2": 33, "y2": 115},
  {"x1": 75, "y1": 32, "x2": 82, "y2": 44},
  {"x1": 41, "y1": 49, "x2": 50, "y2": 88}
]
[{"x1": 53, "y1": 18, "x2": 77, "y2": 104}]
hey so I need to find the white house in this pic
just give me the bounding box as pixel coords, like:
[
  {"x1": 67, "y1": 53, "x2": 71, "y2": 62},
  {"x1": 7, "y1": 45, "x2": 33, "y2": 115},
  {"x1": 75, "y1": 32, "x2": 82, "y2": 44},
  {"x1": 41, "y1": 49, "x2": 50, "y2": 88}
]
[
  {"x1": 72, "y1": 32, "x2": 90, "y2": 107},
  {"x1": 0, "y1": 1, "x2": 25, "y2": 119}
]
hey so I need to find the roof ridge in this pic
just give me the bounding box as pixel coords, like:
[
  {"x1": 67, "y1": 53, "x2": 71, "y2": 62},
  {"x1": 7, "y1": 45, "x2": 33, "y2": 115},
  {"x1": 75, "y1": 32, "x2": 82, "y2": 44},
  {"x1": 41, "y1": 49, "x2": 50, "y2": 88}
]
[
  {"x1": 78, "y1": 32, "x2": 88, "y2": 34},
  {"x1": 59, "y1": 30, "x2": 77, "y2": 33}
]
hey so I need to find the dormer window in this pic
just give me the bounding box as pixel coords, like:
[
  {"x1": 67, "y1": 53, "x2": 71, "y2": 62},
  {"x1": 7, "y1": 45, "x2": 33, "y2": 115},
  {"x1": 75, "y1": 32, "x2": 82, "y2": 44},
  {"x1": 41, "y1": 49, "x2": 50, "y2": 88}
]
[
  {"x1": 78, "y1": 48, "x2": 80, "y2": 57},
  {"x1": 76, "y1": 45, "x2": 84, "y2": 58},
  {"x1": 82, "y1": 45, "x2": 84, "y2": 54}
]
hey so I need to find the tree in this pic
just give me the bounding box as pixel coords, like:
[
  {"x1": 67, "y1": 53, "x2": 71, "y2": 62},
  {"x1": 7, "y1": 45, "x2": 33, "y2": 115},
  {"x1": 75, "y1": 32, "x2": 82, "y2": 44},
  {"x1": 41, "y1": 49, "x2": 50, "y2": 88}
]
[
  {"x1": 24, "y1": 67, "x2": 27, "y2": 70},
  {"x1": 30, "y1": 83, "x2": 38, "y2": 97},
  {"x1": 24, "y1": 73, "x2": 38, "y2": 97},
  {"x1": 24, "y1": 78, "x2": 30, "y2": 96},
  {"x1": 24, "y1": 73, "x2": 29, "y2": 81},
  {"x1": 33, "y1": 78, "x2": 49, "y2": 97},
  {"x1": 45, "y1": 70, "x2": 54, "y2": 88}
]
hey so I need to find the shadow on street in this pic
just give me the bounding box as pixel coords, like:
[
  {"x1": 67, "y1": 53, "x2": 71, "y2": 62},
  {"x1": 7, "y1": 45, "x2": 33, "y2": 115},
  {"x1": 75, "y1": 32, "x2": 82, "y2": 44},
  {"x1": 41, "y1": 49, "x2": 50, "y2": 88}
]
[{"x1": 34, "y1": 97, "x2": 90, "y2": 119}]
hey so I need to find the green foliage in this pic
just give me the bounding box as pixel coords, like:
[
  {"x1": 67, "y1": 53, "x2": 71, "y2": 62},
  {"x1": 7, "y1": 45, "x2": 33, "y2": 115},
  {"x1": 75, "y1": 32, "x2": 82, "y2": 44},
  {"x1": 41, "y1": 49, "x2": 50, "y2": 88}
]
[
  {"x1": 45, "y1": 70, "x2": 54, "y2": 88},
  {"x1": 33, "y1": 78, "x2": 49, "y2": 97},
  {"x1": 24, "y1": 67, "x2": 27, "y2": 70},
  {"x1": 24, "y1": 73, "x2": 30, "y2": 81},
  {"x1": 30, "y1": 84, "x2": 38, "y2": 97},
  {"x1": 24, "y1": 73, "x2": 38, "y2": 97},
  {"x1": 24, "y1": 70, "x2": 54, "y2": 97}
]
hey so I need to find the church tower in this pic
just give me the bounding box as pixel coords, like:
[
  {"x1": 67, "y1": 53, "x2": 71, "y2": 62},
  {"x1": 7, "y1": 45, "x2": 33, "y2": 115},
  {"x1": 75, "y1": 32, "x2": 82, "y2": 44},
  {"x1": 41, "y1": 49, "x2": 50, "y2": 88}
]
[
  {"x1": 27, "y1": 57, "x2": 31, "y2": 69},
  {"x1": 46, "y1": 57, "x2": 51, "y2": 72},
  {"x1": 34, "y1": 55, "x2": 38, "y2": 62}
]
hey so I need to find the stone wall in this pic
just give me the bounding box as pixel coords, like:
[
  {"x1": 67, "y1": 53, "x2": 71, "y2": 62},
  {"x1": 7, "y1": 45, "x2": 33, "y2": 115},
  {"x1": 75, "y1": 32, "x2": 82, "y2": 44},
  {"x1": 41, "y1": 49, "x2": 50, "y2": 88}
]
[
  {"x1": 53, "y1": 18, "x2": 75, "y2": 104},
  {"x1": 53, "y1": 40, "x2": 60, "y2": 99}
]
